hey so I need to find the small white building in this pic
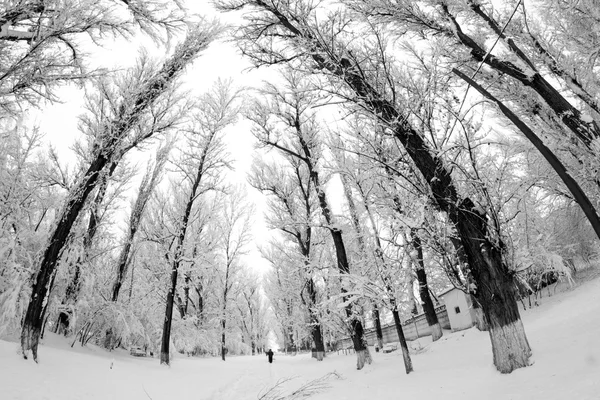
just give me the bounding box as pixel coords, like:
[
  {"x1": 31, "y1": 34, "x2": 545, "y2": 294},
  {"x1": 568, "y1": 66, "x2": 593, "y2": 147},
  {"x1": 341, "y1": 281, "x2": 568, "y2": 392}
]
[{"x1": 439, "y1": 287, "x2": 476, "y2": 331}]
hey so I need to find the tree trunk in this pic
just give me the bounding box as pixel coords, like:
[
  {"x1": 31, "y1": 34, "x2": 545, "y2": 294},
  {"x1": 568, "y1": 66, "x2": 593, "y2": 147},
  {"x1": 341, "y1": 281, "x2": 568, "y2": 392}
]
[
  {"x1": 441, "y1": 4, "x2": 599, "y2": 148},
  {"x1": 111, "y1": 240, "x2": 133, "y2": 302},
  {"x1": 410, "y1": 229, "x2": 442, "y2": 341},
  {"x1": 195, "y1": 281, "x2": 204, "y2": 322},
  {"x1": 306, "y1": 278, "x2": 325, "y2": 360},
  {"x1": 22, "y1": 156, "x2": 110, "y2": 361},
  {"x1": 160, "y1": 261, "x2": 178, "y2": 365},
  {"x1": 160, "y1": 127, "x2": 217, "y2": 365},
  {"x1": 456, "y1": 199, "x2": 531, "y2": 373},
  {"x1": 183, "y1": 271, "x2": 192, "y2": 315},
  {"x1": 221, "y1": 320, "x2": 227, "y2": 361},
  {"x1": 350, "y1": 318, "x2": 371, "y2": 370},
  {"x1": 391, "y1": 300, "x2": 413, "y2": 374},
  {"x1": 312, "y1": 323, "x2": 325, "y2": 361},
  {"x1": 57, "y1": 162, "x2": 116, "y2": 334},
  {"x1": 472, "y1": 295, "x2": 489, "y2": 331},
  {"x1": 287, "y1": 324, "x2": 295, "y2": 354},
  {"x1": 372, "y1": 304, "x2": 384, "y2": 350},
  {"x1": 453, "y1": 68, "x2": 600, "y2": 243},
  {"x1": 112, "y1": 155, "x2": 165, "y2": 302}
]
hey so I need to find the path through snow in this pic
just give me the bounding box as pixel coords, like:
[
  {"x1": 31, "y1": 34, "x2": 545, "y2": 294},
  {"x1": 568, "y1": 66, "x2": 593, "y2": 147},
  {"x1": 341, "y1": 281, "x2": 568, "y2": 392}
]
[{"x1": 1, "y1": 277, "x2": 599, "y2": 399}]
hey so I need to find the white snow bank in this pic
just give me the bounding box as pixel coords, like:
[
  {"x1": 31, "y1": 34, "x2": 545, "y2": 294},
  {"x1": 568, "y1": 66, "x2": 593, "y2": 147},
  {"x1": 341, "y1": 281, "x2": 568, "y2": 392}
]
[{"x1": 1, "y1": 277, "x2": 599, "y2": 400}]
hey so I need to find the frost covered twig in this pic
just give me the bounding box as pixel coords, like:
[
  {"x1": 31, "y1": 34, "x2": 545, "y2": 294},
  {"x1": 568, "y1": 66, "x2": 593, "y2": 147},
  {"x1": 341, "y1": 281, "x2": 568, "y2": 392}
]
[{"x1": 257, "y1": 372, "x2": 342, "y2": 400}]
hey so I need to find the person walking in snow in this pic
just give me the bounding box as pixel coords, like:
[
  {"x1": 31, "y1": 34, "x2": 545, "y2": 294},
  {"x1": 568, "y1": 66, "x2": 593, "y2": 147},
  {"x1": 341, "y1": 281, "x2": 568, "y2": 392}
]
[{"x1": 266, "y1": 349, "x2": 274, "y2": 363}]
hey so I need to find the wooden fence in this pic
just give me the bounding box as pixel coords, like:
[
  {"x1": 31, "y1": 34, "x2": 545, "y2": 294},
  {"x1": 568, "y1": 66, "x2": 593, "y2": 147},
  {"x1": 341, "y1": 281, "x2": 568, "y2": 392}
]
[{"x1": 337, "y1": 305, "x2": 450, "y2": 350}]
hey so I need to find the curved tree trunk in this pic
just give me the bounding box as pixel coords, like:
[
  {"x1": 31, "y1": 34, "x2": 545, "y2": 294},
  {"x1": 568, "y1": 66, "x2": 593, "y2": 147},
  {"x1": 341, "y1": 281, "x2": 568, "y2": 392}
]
[
  {"x1": 453, "y1": 69, "x2": 600, "y2": 243},
  {"x1": 350, "y1": 318, "x2": 371, "y2": 370},
  {"x1": 221, "y1": 320, "x2": 227, "y2": 361},
  {"x1": 22, "y1": 157, "x2": 110, "y2": 362},
  {"x1": 456, "y1": 199, "x2": 531, "y2": 373},
  {"x1": 441, "y1": 4, "x2": 599, "y2": 148},
  {"x1": 57, "y1": 163, "x2": 116, "y2": 335}
]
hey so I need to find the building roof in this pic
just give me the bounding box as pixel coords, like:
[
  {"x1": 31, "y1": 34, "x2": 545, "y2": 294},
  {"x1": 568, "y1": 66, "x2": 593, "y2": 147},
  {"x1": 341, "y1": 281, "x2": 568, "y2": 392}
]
[{"x1": 437, "y1": 286, "x2": 462, "y2": 298}]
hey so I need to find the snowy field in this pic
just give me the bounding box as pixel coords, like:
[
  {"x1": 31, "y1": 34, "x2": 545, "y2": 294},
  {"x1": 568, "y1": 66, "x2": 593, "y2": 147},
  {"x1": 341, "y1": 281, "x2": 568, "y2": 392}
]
[{"x1": 2, "y1": 277, "x2": 599, "y2": 400}]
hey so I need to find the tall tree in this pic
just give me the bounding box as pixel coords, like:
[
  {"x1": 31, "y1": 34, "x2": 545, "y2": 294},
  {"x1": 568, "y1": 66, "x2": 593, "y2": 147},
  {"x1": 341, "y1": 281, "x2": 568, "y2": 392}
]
[
  {"x1": 237, "y1": 273, "x2": 263, "y2": 355},
  {"x1": 218, "y1": 0, "x2": 531, "y2": 373},
  {"x1": 0, "y1": 126, "x2": 62, "y2": 337},
  {"x1": 160, "y1": 80, "x2": 238, "y2": 365},
  {"x1": 217, "y1": 187, "x2": 253, "y2": 361},
  {"x1": 20, "y1": 24, "x2": 223, "y2": 362},
  {"x1": 247, "y1": 70, "x2": 371, "y2": 369},
  {"x1": 249, "y1": 154, "x2": 326, "y2": 360},
  {"x1": 112, "y1": 142, "x2": 171, "y2": 302}
]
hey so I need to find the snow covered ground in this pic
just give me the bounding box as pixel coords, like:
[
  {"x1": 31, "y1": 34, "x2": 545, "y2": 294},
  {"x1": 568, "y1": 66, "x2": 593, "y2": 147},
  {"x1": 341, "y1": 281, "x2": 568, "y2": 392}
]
[{"x1": 2, "y1": 276, "x2": 599, "y2": 400}]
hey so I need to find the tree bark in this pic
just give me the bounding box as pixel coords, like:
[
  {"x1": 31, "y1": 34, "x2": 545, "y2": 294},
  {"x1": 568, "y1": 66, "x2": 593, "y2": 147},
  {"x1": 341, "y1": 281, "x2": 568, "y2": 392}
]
[
  {"x1": 160, "y1": 259, "x2": 179, "y2": 365},
  {"x1": 221, "y1": 324, "x2": 226, "y2": 361},
  {"x1": 471, "y1": 295, "x2": 488, "y2": 332},
  {"x1": 410, "y1": 228, "x2": 442, "y2": 341},
  {"x1": 306, "y1": 278, "x2": 325, "y2": 360},
  {"x1": 391, "y1": 300, "x2": 413, "y2": 374},
  {"x1": 372, "y1": 304, "x2": 384, "y2": 351}
]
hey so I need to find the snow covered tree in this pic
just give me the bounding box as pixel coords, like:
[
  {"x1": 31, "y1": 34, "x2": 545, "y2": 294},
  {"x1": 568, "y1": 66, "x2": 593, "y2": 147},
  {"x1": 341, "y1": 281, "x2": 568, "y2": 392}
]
[
  {"x1": 159, "y1": 79, "x2": 239, "y2": 365},
  {"x1": 0, "y1": 0, "x2": 187, "y2": 111},
  {"x1": 0, "y1": 124, "x2": 64, "y2": 337},
  {"x1": 111, "y1": 143, "x2": 171, "y2": 302},
  {"x1": 236, "y1": 272, "x2": 264, "y2": 355},
  {"x1": 246, "y1": 69, "x2": 371, "y2": 369},
  {"x1": 261, "y1": 241, "x2": 307, "y2": 354},
  {"x1": 20, "y1": 23, "x2": 224, "y2": 362},
  {"x1": 217, "y1": 0, "x2": 531, "y2": 373},
  {"x1": 216, "y1": 186, "x2": 253, "y2": 361},
  {"x1": 249, "y1": 150, "x2": 326, "y2": 360}
]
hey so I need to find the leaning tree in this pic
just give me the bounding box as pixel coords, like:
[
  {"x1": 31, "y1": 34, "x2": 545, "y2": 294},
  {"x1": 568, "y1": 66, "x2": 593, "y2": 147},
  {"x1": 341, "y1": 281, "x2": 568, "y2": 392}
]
[{"x1": 217, "y1": 0, "x2": 531, "y2": 373}]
